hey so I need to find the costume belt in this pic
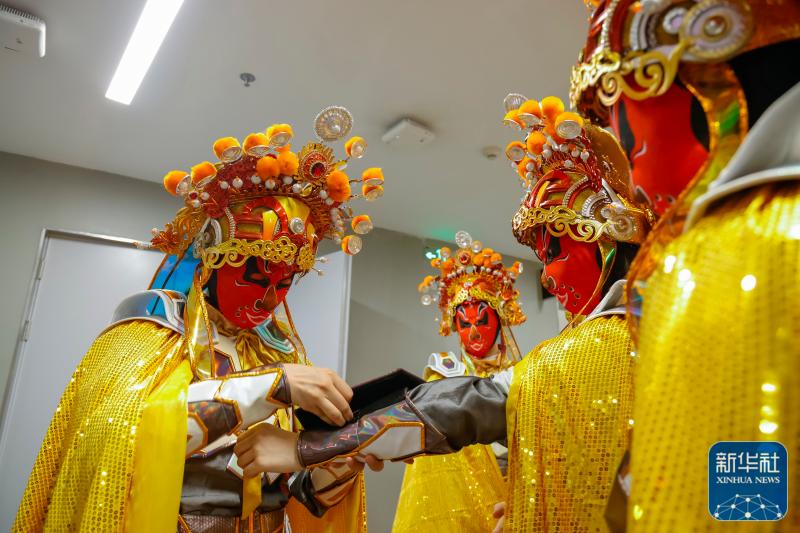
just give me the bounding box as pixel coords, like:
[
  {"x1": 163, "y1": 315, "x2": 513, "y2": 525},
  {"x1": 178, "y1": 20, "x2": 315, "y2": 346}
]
[{"x1": 178, "y1": 510, "x2": 284, "y2": 533}]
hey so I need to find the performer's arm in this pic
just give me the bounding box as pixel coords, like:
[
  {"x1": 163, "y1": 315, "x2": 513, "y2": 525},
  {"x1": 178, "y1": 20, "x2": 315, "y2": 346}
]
[
  {"x1": 186, "y1": 364, "x2": 290, "y2": 456},
  {"x1": 287, "y1": 460, "x2": 362, "y2": 517},
  {"x1": 298, "y1": 371, "x2": 511, "y2": 468}
]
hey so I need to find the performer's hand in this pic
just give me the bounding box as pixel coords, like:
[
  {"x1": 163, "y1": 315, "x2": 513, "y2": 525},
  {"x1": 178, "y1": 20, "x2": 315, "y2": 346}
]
[
  {"x1": 492, "y1": 501, "x2": 506, "y2": 533},
  {"x1": 234, "y1": 423, "x2": 301, "y2": 475},
  {"x1": 283, "y1": 364, "x2": 353, "y2": 426},
  {"x1": 343, "y1": 454, "x2": 415, "y2": 472},
  {"x1": 345, "y1": 454, "x2": 385, "y2": 472}
]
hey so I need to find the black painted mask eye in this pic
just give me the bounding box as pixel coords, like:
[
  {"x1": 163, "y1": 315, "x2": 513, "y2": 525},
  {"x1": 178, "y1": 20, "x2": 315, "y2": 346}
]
[
  {"x1": 533, "y1": 227, "x2": 562, "y2": 265},
  {"x1": 276, "y1": 275, "x2": 294, "y2": 291},
  {"x1": 242, "y1": 257, "x2": 272, "y2": 288}
]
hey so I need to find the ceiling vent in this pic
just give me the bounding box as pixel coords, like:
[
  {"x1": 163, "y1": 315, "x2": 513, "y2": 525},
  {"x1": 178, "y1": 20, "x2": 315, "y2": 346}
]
[
  {"x1": 0, "y1": 4, "x2": 45, "y2": 57},
  {"x1": 382, "y1": 118, "x2": 435, "y2": 146}
]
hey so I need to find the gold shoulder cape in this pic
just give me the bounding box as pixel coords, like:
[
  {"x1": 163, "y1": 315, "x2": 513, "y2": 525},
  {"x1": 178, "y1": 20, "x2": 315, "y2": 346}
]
[
  {"x1": 392, "y1": 368, "x2": 506, "y2": 533},
  {"x1": 13, "y1": 320, "x2": 191, "y2": 533},
  {"x1": 629, "y1": 183, "x2": 800, "y2": 531},
  {"x1": 505, "y1": 314, "x2": 634, "y2": 532}
]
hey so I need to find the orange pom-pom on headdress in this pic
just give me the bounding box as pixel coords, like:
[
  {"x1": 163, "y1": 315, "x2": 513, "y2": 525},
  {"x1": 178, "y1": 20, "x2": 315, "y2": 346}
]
[
  {"x1": 163, "y1": 170, "x2": 188, "y2": 196},
  {"x1": 326, "y1": 170, "x2": 352, "y2": 202},
  {"x1": 191, "y1": 162, "x2": 217, "y2": 185},
  {"x1": 213, "y1": 137, "x2": 242, "y2": 162},
  {"x1": 256, "y1": 156, "x2": 281, "y2": 180},
  {"x1": 362, "y1": 184, "x2": 384, "y2": 201},
  {"x1": 345, "y1": 136, "x2": 367, "y2": 158},
  {"x1": 362, "y1": 167, "x2": 384, "y2": 186},
  {"x1": 278, "y1": 151, "x2": 299, "y2": 176},
  {"x1": 243, "y1": 133, "x2": 270, "y2": 155},
  {"x1": 526, "y1": 131, "x2": 547, "y2": 155},
  {"x1": 541, "y1": 96, "x2": 565, "y2": 121}
]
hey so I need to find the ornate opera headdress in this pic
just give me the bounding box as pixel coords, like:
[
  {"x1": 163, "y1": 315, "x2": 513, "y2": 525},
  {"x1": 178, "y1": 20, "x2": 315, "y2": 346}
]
[
  {"x1": 149, "y1": 106, "x2": 385, "y2": 273},
  {"x1": 417, "y1": 231, "x2": 526, "y2": 337},
  {"x1": 570, "y1": 0, "x2": 800, "y2": 122},
  {"x1": 503, "y1": 94, "x2": 652, "y2": 248}
]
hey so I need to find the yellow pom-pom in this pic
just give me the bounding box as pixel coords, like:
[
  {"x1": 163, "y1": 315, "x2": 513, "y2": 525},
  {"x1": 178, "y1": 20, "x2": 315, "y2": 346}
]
[
  {"x1": 191, "y1": 162, "x2": 217, "y2": 185},
  {"x1": 505, "y1": 141, "x2": 526, "y2": 162},
  {"x1": 503, "y1": 109, "x2": 523, "y2": 129},
  {"x1": 351, "y1": 214, "x2": 373, "y2": 234},
  {"x1": 418, "y1": 275, "x2": 435, "y2": 292},
  {"x1": 266, "y1": 123, "x2": 293, "y2": 137},
  {"x1": 518, "y1": 100, "x2": 542, "y2": 118},
  {"x1": 431, "y1": 258, "x2": 441, "y2": 268},
  {"x1": 541, "y1": 96, "x2": 565, "y2": 122},
  {"x1": 163, "y1": 170, "x2": 188, "y2": 195},
  {"x1": 362, "y1": 167, "x2": 384, "y2": 186},
  {"x1": 345, "y1": 136, "x2": 367, "y2": 158},
  {"x1": 278, "y1": 151, "x2": 299, "y2": 176},
  {"x1": 266, "y1": 124, "x2": 293, "y2": 147},
  {"x1": 517, "y1": 157, "x2": 534, "y2": 180},
  {"x1": 213, "y1": 137, "x2": 241, "y2": 161},
  {"x1": 256, "y1": 156, "x2": 280, "y2": 180},
  {"x1": 243, "y1": 133, "x2": 270, "y2": 155},
  {"x1": 554, "y1": 112, "x2": 585, "y2": 139},
  {"x1": 362, "y1": 184, "x2": 384, "y2": 201},
  {"x1": 341, "y1": 235, "x2": 363, "y2": 255},
  {"x1": 326, "y1": 170, "x2": 352, "y2": 202},
  {"x1": 526, "y1": 131, "x2": 547, "y2": 155},
  {"x1": 490, "y1": 252, "x2": 503, "y2": 264}
]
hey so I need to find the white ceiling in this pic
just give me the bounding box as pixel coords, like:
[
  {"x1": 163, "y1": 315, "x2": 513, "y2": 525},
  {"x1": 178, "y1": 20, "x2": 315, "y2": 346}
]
[{"x1": 0, "y1": 0, "x2": 589, "y2": 257}]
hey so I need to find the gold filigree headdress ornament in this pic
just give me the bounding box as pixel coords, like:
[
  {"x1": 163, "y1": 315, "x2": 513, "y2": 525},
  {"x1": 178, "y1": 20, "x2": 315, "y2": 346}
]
[
  {"x1": 571, "y1": 0, "x2": 800, "y2": 212},
  {"x1": 571, "y1": 0, "x2": 800, "y2": 329},
  {"x1": 418, "y1": 231, "x2": 526, "y2": 361},
  {"x1": 145, "y1": 106, "x2": 386, "y2": 377},
  {"x1": 502, "y1": 94, "x2": 653, "y2": 317}
]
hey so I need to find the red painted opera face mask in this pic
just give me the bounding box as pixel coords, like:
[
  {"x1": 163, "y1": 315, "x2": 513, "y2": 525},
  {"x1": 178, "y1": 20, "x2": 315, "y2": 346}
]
[
  {"x1": 533, "y1": 227, "x2": 603, "y2": 315},
  {"x1": 609, "y1": 83, "x2": 709, "y2": 216},
  {"x1": 212, "y1": 257, "x2": 296, "y2": 329},
  {"x1": 454, "y1": 301, "x2": 500, "y2": 359}
]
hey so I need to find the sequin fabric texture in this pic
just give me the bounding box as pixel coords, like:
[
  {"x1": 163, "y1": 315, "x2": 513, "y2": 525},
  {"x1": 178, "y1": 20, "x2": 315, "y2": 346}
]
[
  {"x1": 630, "y1": 183, "x2": 800, "y2": 532},
  {"x1": 12, "y1": 321, "x2": 186, "y2": 532},
  {"x1": 392, "y1": 443, "x2": 506, "y2": 533},
  {"x1": 506, "y1": 315, "x2": 634, "y2": 532}
]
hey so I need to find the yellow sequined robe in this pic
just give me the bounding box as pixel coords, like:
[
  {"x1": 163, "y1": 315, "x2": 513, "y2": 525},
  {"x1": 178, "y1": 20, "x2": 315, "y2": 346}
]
[
  {"x1": 12, "y1": 290, "x2": 366, "y2": 533},
  {"x1": 628, "y1": 83, "x2": 800, "y2": 531},
  {"x1": 392, "y1": 351, "x2": 510, "y2": 533},
  {"x1": 504, "y1": 284, "x2": 634, "y2": 532}
]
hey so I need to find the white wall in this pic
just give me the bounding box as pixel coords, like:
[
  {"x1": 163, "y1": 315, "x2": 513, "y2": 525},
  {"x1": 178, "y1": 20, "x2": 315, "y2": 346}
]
[
  {"x1": 345, "y1": 228, "x2": 559, "y2": 533},
  {"x1": 0, "y1": 151, "x2": 177, "y2": 402}
]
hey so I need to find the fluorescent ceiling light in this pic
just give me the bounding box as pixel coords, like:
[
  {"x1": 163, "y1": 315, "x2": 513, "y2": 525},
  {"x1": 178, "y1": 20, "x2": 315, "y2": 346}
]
[{"x1": 105, "y1": 0, "x2": 185, "y2": 105}]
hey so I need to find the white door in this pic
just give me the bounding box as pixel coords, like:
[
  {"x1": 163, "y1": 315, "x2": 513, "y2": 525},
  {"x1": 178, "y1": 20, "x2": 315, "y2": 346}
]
[{"x1": 0, "y1": 231, "x2": 165, "y2": 531}]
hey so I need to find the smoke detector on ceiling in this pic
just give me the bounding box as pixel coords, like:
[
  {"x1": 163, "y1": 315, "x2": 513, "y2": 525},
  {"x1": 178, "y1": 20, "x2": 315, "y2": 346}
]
[
  {"x1": 0, "y1": 4, "x2": 45, "y2": 57},
  {"x1": 382, "y1": 118, "x2": 435, "y2": 146}
]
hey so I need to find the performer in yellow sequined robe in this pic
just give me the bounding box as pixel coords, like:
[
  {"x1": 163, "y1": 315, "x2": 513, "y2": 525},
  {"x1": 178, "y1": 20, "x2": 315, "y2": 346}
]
[
  {"x1": 394, "y1": 232, "x2": 525, "y2": 532},
  {"x1": 570, "y1": 2, "x2": 800, "y2": 529},
  {"x1": 12, "y1": 108, "x2": 384, "y2": 533}
]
